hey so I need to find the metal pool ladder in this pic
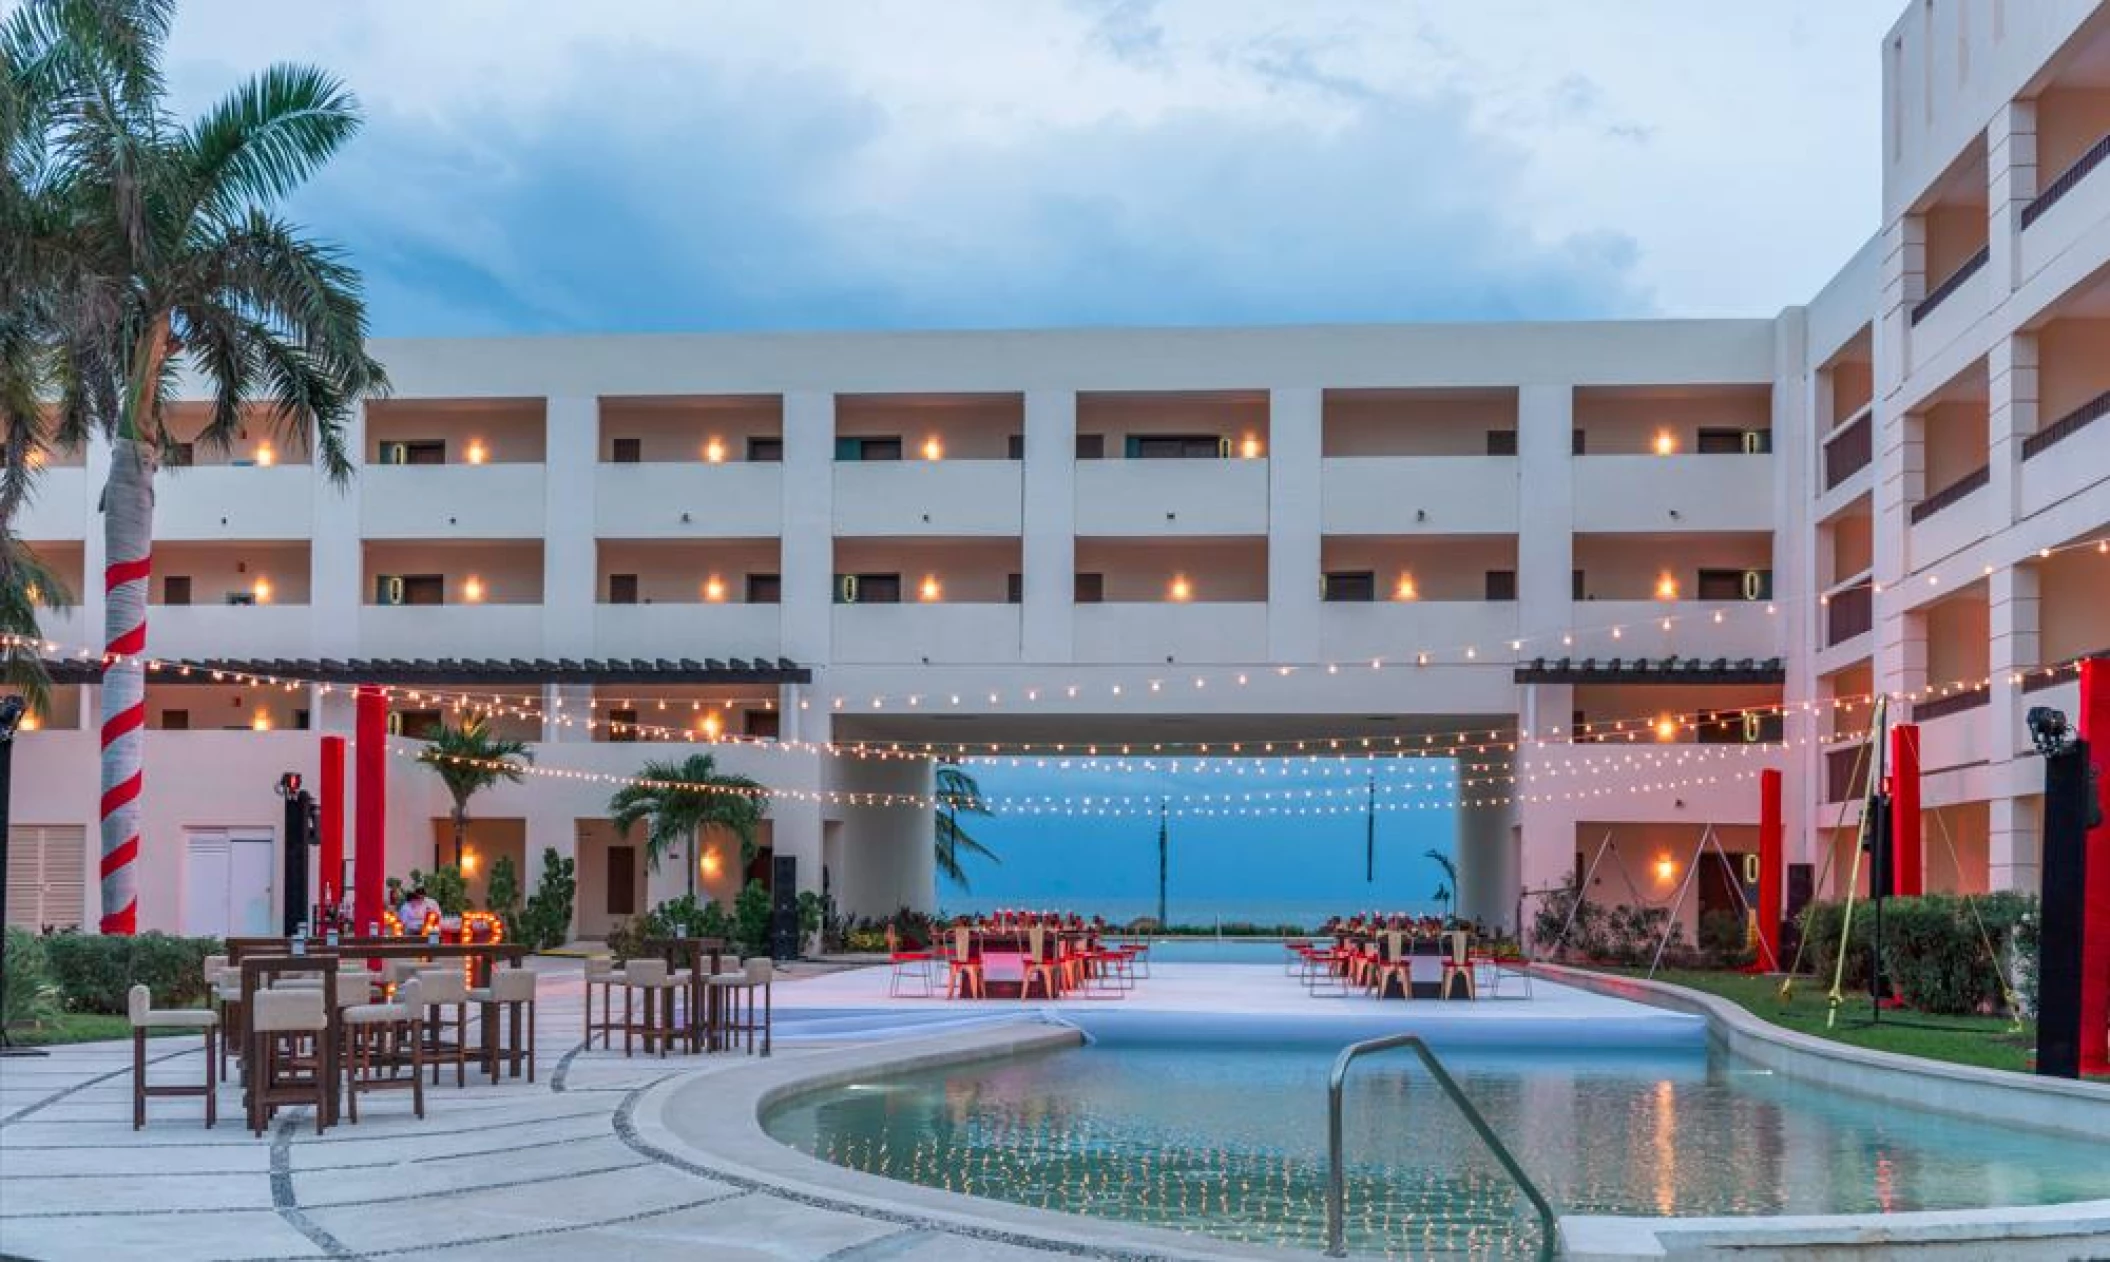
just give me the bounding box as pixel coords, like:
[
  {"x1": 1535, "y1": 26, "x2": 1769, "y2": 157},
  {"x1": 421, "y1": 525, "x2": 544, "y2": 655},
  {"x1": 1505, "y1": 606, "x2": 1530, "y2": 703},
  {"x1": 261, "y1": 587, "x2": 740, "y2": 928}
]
[{"x1": 1325, "y1": 1033, "x2": 1560, "y2": 1260}]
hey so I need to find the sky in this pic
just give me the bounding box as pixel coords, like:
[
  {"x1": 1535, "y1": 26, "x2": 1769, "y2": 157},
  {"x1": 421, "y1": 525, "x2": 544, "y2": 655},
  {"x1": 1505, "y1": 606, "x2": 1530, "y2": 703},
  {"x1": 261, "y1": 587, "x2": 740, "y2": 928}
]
[
  {"x1": 158, "y1": 0, "x2": 1904, "y2": 338},
  {"x1": 937, "y1": 757, "x2": 1458, "y2": 926}
]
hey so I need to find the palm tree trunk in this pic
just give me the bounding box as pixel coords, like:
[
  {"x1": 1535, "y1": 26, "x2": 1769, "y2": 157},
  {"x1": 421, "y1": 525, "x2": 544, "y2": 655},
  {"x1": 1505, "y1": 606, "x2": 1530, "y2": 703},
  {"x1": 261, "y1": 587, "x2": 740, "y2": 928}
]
[
  {"x1": 452, "y1": 806, "x2": 467, "y2": 869},
  {"x1": 687, "y1": 826, "x2": 698, "y2": 899},
  {"x1": 96, "y1": 437, "x2": 155, "y2": 934}
]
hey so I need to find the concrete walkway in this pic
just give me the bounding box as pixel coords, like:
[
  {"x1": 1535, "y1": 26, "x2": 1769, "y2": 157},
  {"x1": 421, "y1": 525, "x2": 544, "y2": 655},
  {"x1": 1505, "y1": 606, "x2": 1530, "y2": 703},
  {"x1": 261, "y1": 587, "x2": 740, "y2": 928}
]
[{"x1": 0, "y1": 959, "x2": 1688, "y2": 1261}]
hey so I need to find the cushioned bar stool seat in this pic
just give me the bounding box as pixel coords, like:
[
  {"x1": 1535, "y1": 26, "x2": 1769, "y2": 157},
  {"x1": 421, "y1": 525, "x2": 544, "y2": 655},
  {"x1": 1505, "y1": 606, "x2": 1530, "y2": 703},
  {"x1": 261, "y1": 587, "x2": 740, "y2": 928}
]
[
  {"x1": 128, "y1": 985, "x2": 217, "y2": 1130},
  {"x1": 247, "y1": 989, "x2": 328, "y2": 1136},
  {"x1": 466, "y1": 968, "x2": 538, "y2": 1083},
  {"x1": 340, "y1": 977, "x2": 424, "y2": 1124},
  {"x1": 617, "y1": 958, "x2": 689, "y2": 1058},
  {"x1": 708, "y1": 958, "x2": 774, "y2": 1056},
  {"x1": 413, "y1": 967, "x2": 473, "y2": 1088}
]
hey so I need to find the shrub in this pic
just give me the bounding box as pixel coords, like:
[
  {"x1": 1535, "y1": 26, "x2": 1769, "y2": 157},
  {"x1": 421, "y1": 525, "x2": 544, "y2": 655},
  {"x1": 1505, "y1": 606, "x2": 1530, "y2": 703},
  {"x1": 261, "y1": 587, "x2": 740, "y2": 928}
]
[
  {"x1": 405, "y1": 865, "x2": 469, "y2": 915},
  {"x1": 1797, "y1": 893, "x2": 2035, "y2": 1015},
  {"x1": 517, "y1": 849, "x2": 576, "y2": 951},
  {"x1": 3, "y1": 927, "x2": 63, "y2": 1031},
  {"x1": 733, "y1": 880, "x2": 773, "y2": 958},
  {"x1": 796, "y1": 890, "x2": 829, "y2": 949},
  {"x1": 650, "y1": 893, "x2": 733, "y2": 941},
  {"x1": 1697, "y1": 909, "x2": 1757, "y2": 969},
  {"x1": 484, "y1": 854, "x2": 522, "y2": 932},
  {"x1": 42, "y1": 931, "x2": 220, "y2": 1014}
]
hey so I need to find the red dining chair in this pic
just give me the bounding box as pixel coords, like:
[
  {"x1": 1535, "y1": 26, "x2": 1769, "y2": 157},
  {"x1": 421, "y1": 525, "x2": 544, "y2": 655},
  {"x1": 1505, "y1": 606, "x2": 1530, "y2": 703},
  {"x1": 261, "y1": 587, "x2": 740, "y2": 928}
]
[
  {"x1": 943, "y1": 926, "x2": 985, "y2": 1000},
  {"x1": 886, "y1": 925, "x2": 935, "y2": 997}
]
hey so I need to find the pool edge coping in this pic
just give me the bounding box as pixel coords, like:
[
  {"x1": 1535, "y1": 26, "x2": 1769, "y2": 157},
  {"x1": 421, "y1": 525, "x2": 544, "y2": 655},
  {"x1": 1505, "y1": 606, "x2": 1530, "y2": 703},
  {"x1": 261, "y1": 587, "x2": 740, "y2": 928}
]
[{"x1": 628, "y1": 982, "x2": 2110, "y2": 1260}]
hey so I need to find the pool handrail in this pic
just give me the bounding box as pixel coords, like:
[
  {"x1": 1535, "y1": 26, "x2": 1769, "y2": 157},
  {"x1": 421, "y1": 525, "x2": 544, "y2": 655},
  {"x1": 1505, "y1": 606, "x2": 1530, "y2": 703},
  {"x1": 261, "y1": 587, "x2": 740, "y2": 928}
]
[{"x1": 1325, "y1": 1032, "x2": 1560, "y2": 1261}]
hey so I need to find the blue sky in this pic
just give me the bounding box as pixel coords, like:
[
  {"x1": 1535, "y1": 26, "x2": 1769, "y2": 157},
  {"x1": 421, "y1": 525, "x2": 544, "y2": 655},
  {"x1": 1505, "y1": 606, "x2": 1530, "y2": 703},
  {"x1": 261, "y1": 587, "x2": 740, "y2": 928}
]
[
  {"x1": 937, "y1": 757, "x2": 1458, "y2": 925},
  {"x1": 161, "y1": 1, "x2": 1901, "y2": 337}
]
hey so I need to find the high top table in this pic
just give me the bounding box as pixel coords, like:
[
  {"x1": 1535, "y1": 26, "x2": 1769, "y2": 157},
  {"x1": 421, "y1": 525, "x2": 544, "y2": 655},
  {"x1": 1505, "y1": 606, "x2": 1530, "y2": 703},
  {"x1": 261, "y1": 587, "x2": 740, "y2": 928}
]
[{"x1": 638, "y1": 937, "x2": 729, "y2": 1051}]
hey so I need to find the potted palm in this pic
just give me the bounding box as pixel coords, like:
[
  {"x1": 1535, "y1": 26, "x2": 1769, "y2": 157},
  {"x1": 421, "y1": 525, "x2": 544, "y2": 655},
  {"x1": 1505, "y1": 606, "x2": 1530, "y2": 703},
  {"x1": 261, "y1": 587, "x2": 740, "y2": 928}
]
[
  {"x1": 417, "y1": 716, "x2": 533, "y2": 871},
  {"x1": 607, "y1": 753, "x2": 767, "y2": 901}
]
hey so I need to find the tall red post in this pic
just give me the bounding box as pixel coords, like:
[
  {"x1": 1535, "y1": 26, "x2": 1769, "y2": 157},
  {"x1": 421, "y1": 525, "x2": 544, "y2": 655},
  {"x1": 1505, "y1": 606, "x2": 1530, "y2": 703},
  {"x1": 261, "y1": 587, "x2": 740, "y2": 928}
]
[
  {"x1": 353, "y1": 687, "x2": 388, "y2": 935},
  {"x1": 1758, "y1": 769, "x2": 1783, "y2": 970},
  {"x1": 2075, "y1": 658, "x2": 2110, "y2": 1075},
  {"x1": 1890, "y1": 723, "x2": 1923, "y2": 897},
  {"x1": 318, "y1": 735, "x2": 346, "y2": 913}
]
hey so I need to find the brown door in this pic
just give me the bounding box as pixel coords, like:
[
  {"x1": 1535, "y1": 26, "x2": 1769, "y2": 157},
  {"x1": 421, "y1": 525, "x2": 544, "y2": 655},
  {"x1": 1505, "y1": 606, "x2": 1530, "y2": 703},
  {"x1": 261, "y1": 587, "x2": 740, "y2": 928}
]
[{"x1": 606, "y1": 845, "x2": 637, "y2": 916}]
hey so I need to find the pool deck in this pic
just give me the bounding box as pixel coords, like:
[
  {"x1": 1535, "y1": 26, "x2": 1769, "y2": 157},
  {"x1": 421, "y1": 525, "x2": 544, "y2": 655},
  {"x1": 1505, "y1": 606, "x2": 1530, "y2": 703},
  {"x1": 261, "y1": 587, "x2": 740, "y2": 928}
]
[{"x1": 4, "y1": 958, "x2": 2102, "y2": 1261}]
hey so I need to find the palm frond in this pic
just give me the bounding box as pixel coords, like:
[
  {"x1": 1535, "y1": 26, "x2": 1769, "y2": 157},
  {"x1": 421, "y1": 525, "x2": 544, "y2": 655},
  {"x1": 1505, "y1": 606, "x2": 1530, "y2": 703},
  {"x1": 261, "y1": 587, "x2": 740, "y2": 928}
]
[{"x1": 183, "y1": 63, "x2": 358, "y2": 220}]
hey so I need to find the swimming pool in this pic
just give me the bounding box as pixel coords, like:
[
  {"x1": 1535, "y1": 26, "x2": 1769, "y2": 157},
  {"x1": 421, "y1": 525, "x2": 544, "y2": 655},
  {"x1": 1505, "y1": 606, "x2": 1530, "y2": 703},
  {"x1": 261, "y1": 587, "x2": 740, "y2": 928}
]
[
  {"x1": 1125, "y1": 937, "x2": 1297, "y2": 964},
  {"x1": 763, "y1": 1038, "x2": 2110, "y2": 1259}
]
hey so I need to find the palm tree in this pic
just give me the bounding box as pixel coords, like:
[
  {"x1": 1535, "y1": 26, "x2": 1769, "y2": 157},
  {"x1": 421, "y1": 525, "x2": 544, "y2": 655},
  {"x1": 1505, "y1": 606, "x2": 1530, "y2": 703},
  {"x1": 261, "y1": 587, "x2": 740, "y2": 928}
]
[
  {"x1": 417, "y1": 716, "x2": 532, "y2": 871},
  {"x1": 12, "y1": 0, "x2": 387, "y2": 933},
  {"x1": 607, "y1": 753, "x2": 768, "y2": 901},
  {"x1": 1425, "y1": 847, "x2": 1459, "y2": 923},
  {"x1": 0, "y1": 530, "x2": 67, "y2": 714},
  {"x1": 934, "y1": 763, "x2": 999, "y2": 892}
]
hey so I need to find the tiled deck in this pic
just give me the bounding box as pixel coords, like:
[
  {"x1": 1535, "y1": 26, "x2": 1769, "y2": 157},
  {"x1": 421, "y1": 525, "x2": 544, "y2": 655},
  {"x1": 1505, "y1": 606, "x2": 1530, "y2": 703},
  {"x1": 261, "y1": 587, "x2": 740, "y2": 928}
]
[{"x1": 0, "y1": 959, "x2": 1689, "y2": 1261}]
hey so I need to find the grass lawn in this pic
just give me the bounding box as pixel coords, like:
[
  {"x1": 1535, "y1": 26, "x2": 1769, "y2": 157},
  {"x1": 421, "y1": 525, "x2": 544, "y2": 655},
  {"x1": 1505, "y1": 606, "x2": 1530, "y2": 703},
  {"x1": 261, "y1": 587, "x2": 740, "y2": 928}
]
[{"x1": 1585, "y1": 967, "x2": 2055, "y2": 1075}]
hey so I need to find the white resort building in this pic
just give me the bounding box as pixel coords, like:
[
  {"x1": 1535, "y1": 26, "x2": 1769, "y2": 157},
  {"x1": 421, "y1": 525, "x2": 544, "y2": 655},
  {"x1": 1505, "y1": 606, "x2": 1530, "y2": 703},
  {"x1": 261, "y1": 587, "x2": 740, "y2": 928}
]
[{"x1": 7, "y1": 0, "x2": 2110, "y2": 944}]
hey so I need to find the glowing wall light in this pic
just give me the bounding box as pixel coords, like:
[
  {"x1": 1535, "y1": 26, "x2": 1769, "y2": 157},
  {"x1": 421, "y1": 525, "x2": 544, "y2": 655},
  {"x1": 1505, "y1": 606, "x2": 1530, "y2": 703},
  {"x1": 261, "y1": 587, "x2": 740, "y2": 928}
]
[
  {"x1": 705, "y1": 438, "x2": 726, "y2": 463},
  {"x1": 918, "y1": 575, "x2": 942, "y2": 602},
  {"x1": 1655, "y1": 572, "x2": 1680, "y2": 601},
  {"x1": 1652, "y1": 430, "x2": 1677, "y2": 456},
  {"x1": 462, "y1": 575, "x2": 486, "y2": 604},
  {"x1": 922, "y1": 437, "x2": 943, "y2": 461},
  {"x1": 465, "y1": 440, "x2": 489, "y2": 465},
  {"x1": 252, "y1": 576, "x2": 273, "y2": 605},
  {"x1": 254, "y1": 443, "x2": 277, "y2": 467},
  {"x1": 703, "y1": 575, "x2": 727, "y2": 602},
  {"x1": 1168, "y1": 574, "x2": 1193, "y2": 602},
  {"x1": 1393, "y1": 573, "x2": 1418, "y2": 602}
]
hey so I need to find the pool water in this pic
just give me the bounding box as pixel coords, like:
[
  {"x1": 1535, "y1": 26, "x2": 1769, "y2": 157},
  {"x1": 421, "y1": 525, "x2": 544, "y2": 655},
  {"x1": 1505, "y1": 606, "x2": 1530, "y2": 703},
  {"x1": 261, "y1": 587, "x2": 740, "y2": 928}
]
[
  {"x1": 1125, "y1": 937, "x2": 1296, "y2": 965},
  {"x1": 763, "y1": 1041, "x2": 2110, "y2": 1259}
]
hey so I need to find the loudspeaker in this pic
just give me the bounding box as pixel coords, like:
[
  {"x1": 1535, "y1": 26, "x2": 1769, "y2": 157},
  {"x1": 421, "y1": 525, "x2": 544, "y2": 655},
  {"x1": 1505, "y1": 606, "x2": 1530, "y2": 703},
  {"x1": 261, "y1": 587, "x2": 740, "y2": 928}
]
[
  {"x1": 1782, "y1": 863, "x2": 1814, "y2": 964},
  {"x1": 2037, "y1": 739, "x2": 2091, "y2": 1079},
  {"x1": 282, "y1": 789, "x2": 314, "y2": 936},
  {"x1": 769, "y1": 855, "x2": 800, "y2": 961}
]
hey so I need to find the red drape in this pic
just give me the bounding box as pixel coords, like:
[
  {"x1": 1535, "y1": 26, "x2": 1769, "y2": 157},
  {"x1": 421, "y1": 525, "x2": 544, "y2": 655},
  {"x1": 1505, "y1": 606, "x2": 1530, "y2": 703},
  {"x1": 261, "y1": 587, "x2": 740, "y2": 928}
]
[
  {"x1": 1890, "y1": 723, "x2": 1922, "y2": 897},
  {"x1": 319, "y1": 735, "x2": 346, "y2": 911},
  {"x1": 1758, "y1": 768, "x2": 1782, "y2": 969},
  {"x1": 2076, "y1": 658, "x2": 2109, "y2": 1075},
  {"x1": 353, "y1": 688, "x2": 388, "y2": 934}
]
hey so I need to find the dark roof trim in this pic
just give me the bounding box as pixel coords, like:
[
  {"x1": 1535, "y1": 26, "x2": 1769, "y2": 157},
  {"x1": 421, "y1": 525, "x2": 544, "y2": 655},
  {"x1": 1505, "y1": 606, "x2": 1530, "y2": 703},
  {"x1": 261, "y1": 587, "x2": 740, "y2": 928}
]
[
  {"x1": 1514, "y1": 656, "x2": 1785, "y2": 685},
  {"x1": 45, "y1": 656, "x2": 809, "y2": 687}
]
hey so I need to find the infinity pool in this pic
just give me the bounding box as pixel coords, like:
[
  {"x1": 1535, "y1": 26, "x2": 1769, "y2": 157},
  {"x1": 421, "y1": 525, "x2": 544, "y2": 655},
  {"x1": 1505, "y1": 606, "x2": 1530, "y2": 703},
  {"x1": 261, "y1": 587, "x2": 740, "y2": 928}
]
[{"x1": 763, "y1": 1039, "x2": 2110, "y2": 1259}]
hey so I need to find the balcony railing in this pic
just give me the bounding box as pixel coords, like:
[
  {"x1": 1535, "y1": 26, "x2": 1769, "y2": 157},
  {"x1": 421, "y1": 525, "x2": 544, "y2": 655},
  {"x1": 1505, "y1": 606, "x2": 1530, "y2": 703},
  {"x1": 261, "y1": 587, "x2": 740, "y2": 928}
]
[
  {"x1": 1909, "y1": 245, "x2": 1989, "y2": 325},
  {"x1": 1825, "y1": 742, "x2": 1870, "y2": 803},
  {"x1": 2022, "y1": 649, "x2": 2109, "y2": 694},
  {"x1": 1825, "y1": 582, "x2": 1873, "y2": 647},
  {"x1": 2021, "y1": 387, "x2": 2110, "y2": 462},
  {"x1": 1913, "y1": 683, "x2": 1991, "y2": 722},
  {"x1": 2021, "y1": 132, "x2": 2110, "y2": 230},
  {"x1": 1908, "y1": 464, "x2": 1989, "y2": 524},
  {"x1": 1823, "y1": 409, "x2": 1872, "y2": 490}
]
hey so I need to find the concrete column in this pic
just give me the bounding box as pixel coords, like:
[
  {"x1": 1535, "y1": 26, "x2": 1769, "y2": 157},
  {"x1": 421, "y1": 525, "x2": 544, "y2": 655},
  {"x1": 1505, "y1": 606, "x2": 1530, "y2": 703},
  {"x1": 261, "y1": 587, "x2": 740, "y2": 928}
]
[
  {"x1": 544, "y1": 684, "x2": 593, "y2": 744},
  {"x1": 780, "y1": 392, "x2": 835, "y2": 667},
  {"x1": 1876, "y1": 215, "x2": 1925, "y2": 404},
  {"x1": 1519, "y1": 681, "x2": 1574, "y2": 742},
  {"x1": 310, "y1": 403, "x2": 364, "y2": 659},
  {"x1": 1986, "y1": 100, "x2": 2037, "y2": 297},
  {"x1": 1020, "y1": 389, "x2": 1076, "y2": 662},
  {"x1": 774, "y1": 704, "x2": 831, "y2": 902},
  {"x1": 1989, "y1": 793, "x2": 2041, "y2": 893},
  {"x1": 541, "y1": 397, "x2": 598, "y2": 657},
  {"x1": 1516, "y1": 385, "x2": 1574, "y2": 649},
  {"x1": 1986, "y1": 332, "x2": 2036, "y2": 532},
  {"x1": 1267, "y1": 387, "x2": 1322, "y2": 663},
  {"x1": 1455, "y1": 755, "x2": 1519, "y2": 933},
  {"x1": 1987, "y1": 561, "x2": 2039, "y2": 785}
]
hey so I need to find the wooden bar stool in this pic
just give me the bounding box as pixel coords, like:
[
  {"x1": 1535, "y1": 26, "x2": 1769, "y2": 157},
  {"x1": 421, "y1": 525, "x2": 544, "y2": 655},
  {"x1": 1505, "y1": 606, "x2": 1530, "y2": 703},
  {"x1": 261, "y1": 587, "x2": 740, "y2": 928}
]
[
  {"x1": 128, "y1": 985, "x2": 217, "y2": 1129},
  {"x1": 414, "y1": 967, "x2": 473, "y2": 1088},
  {"x1": 583, "y1": 955, "x2": 620, "y2": 1050},
  {"x1": 340, "y1": 977, "x2": 424, "y2": 1123},
  {"x1": 618, "y1": 958, "x2": 688, "y2": 1058},
  {"x1": 469, "y1": 968, "x2": 538, "y2": 1083},
  {"x1": 708, "y1": 958, "x2": 774, "y2": 1056},
  {"x1": 247, "y1": 989, "x2": 329, "y2": 1136}
]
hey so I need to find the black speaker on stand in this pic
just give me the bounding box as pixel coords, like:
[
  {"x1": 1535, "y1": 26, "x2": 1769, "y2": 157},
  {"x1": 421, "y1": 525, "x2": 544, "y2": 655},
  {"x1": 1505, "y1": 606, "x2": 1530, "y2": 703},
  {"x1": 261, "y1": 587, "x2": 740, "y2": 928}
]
[
  {"x1": 2030, "y1": 706, "x2": 2098, "y2": 1079},
  {"x1": 769, "y1": 854, "x2": 800, "y2": 961},
  {"x1": 278, "y1": 774, "x2": 315, "y2": 937}
]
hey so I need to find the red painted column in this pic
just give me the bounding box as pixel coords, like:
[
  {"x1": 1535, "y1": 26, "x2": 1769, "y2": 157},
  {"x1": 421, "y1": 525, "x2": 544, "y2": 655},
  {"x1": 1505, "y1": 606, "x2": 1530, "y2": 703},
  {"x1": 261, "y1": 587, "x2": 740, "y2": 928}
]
[
  {"x1": 1758, "y1": 769, "x2": 1783, "y2": 970},
  {"x1": 1890, "y1": 723, "x2": 1922, "y2": 897},
  {"x1": 353, "y1": 688, "x2": 389, "y2": 935},
  {"x1": 318, "y1": 735, "x2": 346, "y2": 914},
  {"x1": 2075, "y1": 657, "x2": 2110, "y2": 1075}
]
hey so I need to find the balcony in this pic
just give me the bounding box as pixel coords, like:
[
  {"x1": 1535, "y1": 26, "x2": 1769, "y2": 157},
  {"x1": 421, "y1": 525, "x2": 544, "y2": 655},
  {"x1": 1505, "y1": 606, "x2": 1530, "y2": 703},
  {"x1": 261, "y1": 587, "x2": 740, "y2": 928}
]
[
  {"x1": 361, "y1": 464, "x2": 547, "y2": 539},
  {"x1": 1317, "y1": 602, "x2": 1517, "y2": 663},
  {"x1": 1911, "y1": 246, "x2": 1989, "y2": 326},
  {"x1": 1825, "y1": 581, "x2": 1874, "y2": 648},
  {"x1": 155, "y1": 465, "x2": 317, "y2": 540},
  {"x1": 1822, "y1": 409, "x2": 1873, "y2": 492},
  {"x1": 594, "y1": 463, "x2": 781, "y2": 539},
  {"x1": 833, "y1": 461, "x2": 1022, "y2": 537},
  {"x1": 1563, "y1": 601, "x2": 1782, "y2": 660},
  {"x1": 594, "y1": 603, "x2": 780, "y2": 661},
  {"x1": 830, "y1": 604, "x2": 1022, "y2": 665},
  {"x1": 1319, "y1": 457, "x2": 1518, "y2": 535},
  {"x1": 1073, "y1": 602, "x2": 1268, "y2": 664},
  {"x1": 357, "y1": 605, "x2": 543, "y2": 658},
  {"x1": 1074, "y1": 460, "x2": 1268, "y2": 536},
  {"x1": 1909, "y1": 465, "x2": 1989, "y2": 524},
  {"x1": 13, "y1": 466, "x2": 89, "y2": 541},
  {"x1": 1570, "y1": 456, "x2": 1772, "y2": 533},
  {"x1": 2020, "y1": 132, "x2": 2110, "y2": 284},
  {"x1": 2020, "y1": 389, "x2": 2110, "y2": 517},
  {"x1": 1907, "y1": 246, "x2": 1990, "y2": 370},
  {"x1": 146, "y1": 604, "x2": 314, "y2": 660},
  {"x1": 1824, "y1": 742, "x2": 1870, "y2": 804}
]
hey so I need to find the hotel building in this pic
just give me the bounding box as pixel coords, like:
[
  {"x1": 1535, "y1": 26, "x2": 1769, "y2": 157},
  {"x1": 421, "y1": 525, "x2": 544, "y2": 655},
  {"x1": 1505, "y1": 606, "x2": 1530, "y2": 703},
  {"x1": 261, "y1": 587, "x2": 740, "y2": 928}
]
[{"x1": 6, "y1": 0, "x2": 2108, "y2": 943}]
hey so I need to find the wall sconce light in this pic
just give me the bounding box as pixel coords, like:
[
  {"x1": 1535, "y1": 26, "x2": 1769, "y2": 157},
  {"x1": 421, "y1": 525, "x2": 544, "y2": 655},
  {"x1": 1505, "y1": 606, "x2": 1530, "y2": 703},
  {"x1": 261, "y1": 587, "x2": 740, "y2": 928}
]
[
  {"x1": 1393, "y1": 573, "x2": 1419, "y2": 601},
  {"x1": 1654, "y1": 715, "x2": 1678, "y2": 741},
  {"x1": 918, "y1": 575, "x2": 942, "y2": 602},
  {"x1": 254, "y1": 443, "x2": 277, "y2": 467},
  {"x1": 18, "y1": 711, "x2": 40, "y2": 732},
  {"x1": 1654, "y1": 855, "x2": 1677, "y2": 882},
  {"x1": 251, "y1": 710, "x2": 273, "y2": 732},
  {"x1": 462, "y1": 575, "x2": 486, "y2": 603},
  {"x1": 465, "y1": 440, "x2": 489, "y2": 465},
  {"x1": 1240, "y1": 436, "x2": 1263, "y2": 459},
  {"x1": 1655, "y1": 573, "x2": 1679, "y2": 601},
  {"x1": 1168, "y1": 574, "x2": 1193, "y2": 602},
  {"x1": 698, "y1": 710, "x2": 723, "y2": 740},
  {"x1": 252, "y1": 576, "x2": 273, "y2": 605},
  {"x1": 700, "y1": 847, "x2": 723, "y2": 879},
  {"x1": 705, "y1": 438, "x2": 726, "y2": 463},
  {"x1": 703, "y1": 575, "x2": 726, "y2": 602},
  {"x1": 1653, "y1": 430, "x2": 1677, "y2": 456},
  {"x1": 461, "y1": 850, "x2": 479, "y2": 875},
  {"x1": 922, "y1": 437, "x2": 943, "y2": 461}
]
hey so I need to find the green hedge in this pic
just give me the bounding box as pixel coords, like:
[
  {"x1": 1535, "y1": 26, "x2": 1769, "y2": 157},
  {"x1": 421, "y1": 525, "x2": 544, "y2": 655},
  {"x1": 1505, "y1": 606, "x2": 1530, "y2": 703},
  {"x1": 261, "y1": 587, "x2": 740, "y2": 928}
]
[
  {"x1": 1797, "y1": 891, "x2": 2033, "y2": 1016},
  {"x1": 41, "y1": 931, "x2": 221, "y2": 1014}
]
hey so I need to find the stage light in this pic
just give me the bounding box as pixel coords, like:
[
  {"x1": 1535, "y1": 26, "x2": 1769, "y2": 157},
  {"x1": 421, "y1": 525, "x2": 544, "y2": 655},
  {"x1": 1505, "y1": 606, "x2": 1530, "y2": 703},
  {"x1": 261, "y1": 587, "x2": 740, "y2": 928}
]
[{"x1": 2028, "y1": 706, "x2": 2076, "y2": 758}]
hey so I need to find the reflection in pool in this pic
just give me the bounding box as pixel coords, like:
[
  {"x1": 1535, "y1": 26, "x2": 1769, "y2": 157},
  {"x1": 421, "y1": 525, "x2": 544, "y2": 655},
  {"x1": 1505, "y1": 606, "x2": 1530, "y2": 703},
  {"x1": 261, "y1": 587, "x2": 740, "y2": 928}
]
[{"x1": 762, "y1": 1041, "x2": 2110, "y2": 1260}]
